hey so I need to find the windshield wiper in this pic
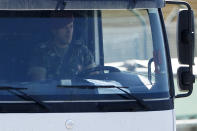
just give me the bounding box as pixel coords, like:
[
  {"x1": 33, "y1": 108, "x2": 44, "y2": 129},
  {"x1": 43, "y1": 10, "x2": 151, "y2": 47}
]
[
  {"x1": 57, "y1": 85, "x2": 149, "y2": 110},
  {"x1": 57, "y1": 85, "x2": 126, "y2": 88},
  {"x1": 114, "y1": 86, "x2": 149, "y2": 110},
  {"x1": 0, "y1": 86, "x2": 50, "y2": 112}
]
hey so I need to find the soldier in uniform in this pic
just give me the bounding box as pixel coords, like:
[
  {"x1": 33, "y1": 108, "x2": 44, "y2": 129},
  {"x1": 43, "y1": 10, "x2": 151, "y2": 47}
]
[{"x1": 28, "y1": 13, "x2": 94, "y2": 81}]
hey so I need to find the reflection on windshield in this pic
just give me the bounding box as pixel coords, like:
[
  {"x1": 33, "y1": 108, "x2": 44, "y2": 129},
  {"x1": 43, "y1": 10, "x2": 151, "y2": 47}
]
[{"x1": 0, "y1": 10, "x2": 170, "y2": 101}]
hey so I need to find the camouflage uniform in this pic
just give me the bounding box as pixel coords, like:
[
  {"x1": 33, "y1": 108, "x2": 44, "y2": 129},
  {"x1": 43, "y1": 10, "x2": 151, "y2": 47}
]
[{"x1": 29, "y1": 41, "x2": 94, "y2": 79}]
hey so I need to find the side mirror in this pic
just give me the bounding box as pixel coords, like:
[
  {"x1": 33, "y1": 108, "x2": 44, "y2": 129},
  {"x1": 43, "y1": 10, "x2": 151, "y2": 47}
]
[
  {"x1": 176, "y1": 9, "x2": 195, "y2": 97},
  {"x1": 166, "y1": 1, "x2": 195, "y2": 98},
  {"x1": 177, "y1": 67, "x2": 195, "y2": 93},
  {"x1": 177, "y1": 9, "x2": 195, "y2": 65},
  {"x1": 176, "y1": 8, "x2": 195, "y2": 97}
]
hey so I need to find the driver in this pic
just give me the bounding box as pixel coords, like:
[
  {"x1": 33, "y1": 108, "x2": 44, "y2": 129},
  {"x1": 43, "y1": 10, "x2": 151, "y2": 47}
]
[{"x1": 28, "y1": 12, "x2": 94, "y2": 81}]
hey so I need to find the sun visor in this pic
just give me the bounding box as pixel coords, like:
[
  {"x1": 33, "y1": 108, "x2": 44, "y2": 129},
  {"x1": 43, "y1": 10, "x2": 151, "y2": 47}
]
[{"x1": 0, "y1": 0, "x2": 165, "y2": 9}]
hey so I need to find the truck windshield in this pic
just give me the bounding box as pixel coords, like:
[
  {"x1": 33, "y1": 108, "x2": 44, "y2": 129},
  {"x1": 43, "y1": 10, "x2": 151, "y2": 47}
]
[{"x1": 0, "y1": 9, "x2": 170, "y2": 102}]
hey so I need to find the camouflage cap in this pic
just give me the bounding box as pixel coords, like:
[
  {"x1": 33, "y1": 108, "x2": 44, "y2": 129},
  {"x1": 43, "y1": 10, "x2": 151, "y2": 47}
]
[{"x1": 49, "y1": 12, "x2": 74, "y2": 29}]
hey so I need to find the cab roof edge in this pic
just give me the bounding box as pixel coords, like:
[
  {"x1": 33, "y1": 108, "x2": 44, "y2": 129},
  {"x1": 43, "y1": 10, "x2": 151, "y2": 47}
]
[
  {"x1": 55, "y1": 0, "x2": 165, "y2": 9},
  {"x1": 0, "y1": 0, "x2": 165, "y2": 9}
]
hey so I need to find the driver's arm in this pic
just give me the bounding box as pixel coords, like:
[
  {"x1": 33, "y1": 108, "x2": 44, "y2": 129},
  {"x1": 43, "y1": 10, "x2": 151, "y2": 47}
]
[
  {"x1": 78, "y1": 45, "x2": 97, "y2": 75},
  {"x1": 81, "y1": 46, "x2": 95, "y2": 70}
]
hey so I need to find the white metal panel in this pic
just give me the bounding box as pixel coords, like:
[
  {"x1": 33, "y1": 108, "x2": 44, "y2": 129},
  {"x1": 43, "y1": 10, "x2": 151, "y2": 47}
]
[{"x1": 0, "y1": 110, "x2": 175, "y2": 131}]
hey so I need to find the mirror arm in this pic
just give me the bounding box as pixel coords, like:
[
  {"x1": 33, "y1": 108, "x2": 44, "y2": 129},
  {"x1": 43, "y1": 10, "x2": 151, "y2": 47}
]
[
  {"x1": 165, "y1": 1, "x2": 191, "y2": 10},
  {"x1": 175, "y1": 84, "x2": 193, "y2": 98}
]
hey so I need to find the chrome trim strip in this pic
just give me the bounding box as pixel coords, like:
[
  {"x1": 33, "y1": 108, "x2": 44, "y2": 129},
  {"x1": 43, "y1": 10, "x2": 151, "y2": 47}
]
[{"x1": 0, "y1": 97, "x2": 170, "y2": 103}]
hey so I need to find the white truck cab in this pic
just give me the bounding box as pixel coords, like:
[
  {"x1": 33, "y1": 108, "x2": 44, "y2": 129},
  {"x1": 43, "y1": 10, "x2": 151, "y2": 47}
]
[{"x1": 0, "y1": 0, "x2": 195, "y2": 131}]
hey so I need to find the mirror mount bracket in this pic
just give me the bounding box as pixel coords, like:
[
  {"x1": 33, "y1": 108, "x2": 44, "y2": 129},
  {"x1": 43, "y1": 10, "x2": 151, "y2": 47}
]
[{"x1": 165, "y1": 1, "x2": 191, "y2": 11}]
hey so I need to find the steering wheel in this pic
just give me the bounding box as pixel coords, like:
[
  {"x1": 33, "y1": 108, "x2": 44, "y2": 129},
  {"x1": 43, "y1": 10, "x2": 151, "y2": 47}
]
[{"x1": 77, "y1": 66, "x2": 120, "y2": 77}]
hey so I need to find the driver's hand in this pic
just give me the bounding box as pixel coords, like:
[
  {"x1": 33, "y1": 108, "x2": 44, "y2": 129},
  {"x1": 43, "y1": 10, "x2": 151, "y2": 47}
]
[{"x1": 82, "y1": 63, "x2": 100, "y2": 75}]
